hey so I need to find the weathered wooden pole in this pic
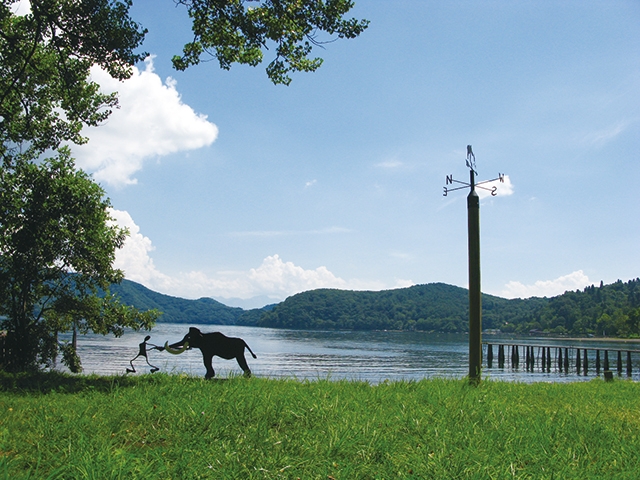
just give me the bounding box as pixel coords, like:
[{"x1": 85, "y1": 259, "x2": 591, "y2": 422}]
[
  {"x1": 584, "y1": 350, "x2": 589, "y2": 375},
  {"x1": 467, "y1": 169, "x2": 482, "y2": 384},
  {"x1": 558, "y1": 348, "x2": 563, "y2": 372},
  {"x1": 617, "y1": 351, "x2": 623, "y2": 374},
  {"x1": 487, "y1": 344, "x2": 493, "y2": 368}
]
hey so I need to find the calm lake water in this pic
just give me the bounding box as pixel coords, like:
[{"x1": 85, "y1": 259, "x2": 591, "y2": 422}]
[{"x1": 67, "y1": 323, "x2": 640, "y2": 383}]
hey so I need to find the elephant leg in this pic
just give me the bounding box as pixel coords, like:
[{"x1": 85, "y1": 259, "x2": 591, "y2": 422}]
[
  {"x1": 236, "y1": 354, "x2": 252, "y2": 377},
  {"x1": 202, "y1": 352, "x2": 216, "y2": 379}
]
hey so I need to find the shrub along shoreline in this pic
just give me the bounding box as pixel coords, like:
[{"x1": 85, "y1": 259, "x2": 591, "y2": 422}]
[{"x1": 1, "y1": 372, "x2": 639, "y2": 479}]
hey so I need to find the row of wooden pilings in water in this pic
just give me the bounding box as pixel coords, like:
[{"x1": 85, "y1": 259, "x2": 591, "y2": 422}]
[{"x1": 484, "y1": 343, "x2": 639, "y2": 377}]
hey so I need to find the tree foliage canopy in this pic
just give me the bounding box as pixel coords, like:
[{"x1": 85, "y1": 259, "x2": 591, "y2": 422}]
[
  {"x1": 0, "y1": 150, "x2": 158, "y2": 372},
  {"x1": 0, "y1": 0, "x2": 367, "y2": 372},
  {"x1": 0, "y1": 0, "x2": 147, "y2": 160},
  {"x1": 173, "y1": 0, "x2": 369, "y2": 85}
]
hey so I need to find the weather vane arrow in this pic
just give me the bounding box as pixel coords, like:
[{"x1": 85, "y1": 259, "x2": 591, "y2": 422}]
[
  {"x1": 443, "y1": 146, "x2": 505, "y2": 197},
  {"x1": 442, "y1": 146, "x2": 506, "y2": 385}
]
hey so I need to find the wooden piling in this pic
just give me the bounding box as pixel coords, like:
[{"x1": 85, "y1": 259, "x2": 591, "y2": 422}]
[
  {"x1": 604, "y1": 350, "x2": 610, "y2": 371},
  {"x1": 487, "y1": 344, "x2": 493, "y2": 368},
  {"x1": 542, "y1": 347, "x2": 546, "y2": 372},
  {"x1": 617, "y1": 351, "x2": 622, "y2": 374},
  {"x1": 584, "y1": 350, "x2": 589, "y2": 375},
  {"x1": 596, "y1": 350, "x2": 601, "y2": 375},
  {"x1": 558, "y1": 348, "x2": 563, "y2": 373},
  {"x1": 564, "y1": 348, "x2": 569, "y2": 373},
  {"x1": 546, "y1": 347, "x2": 551, "y2": 372},
  {"x1": 576, "y1": 349, "x2": 581, "y2": 374},
  {"x1": 498, "y1": 345, "x2": 505, "y2": 368},
  {"x1": 627, "y1": 351, "x2": 632, "y2": 376}
]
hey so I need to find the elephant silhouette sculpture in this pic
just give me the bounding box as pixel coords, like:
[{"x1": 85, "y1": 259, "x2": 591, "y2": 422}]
[{"x1": 164, "y1": 327, "x2": 257, "y2": 379}]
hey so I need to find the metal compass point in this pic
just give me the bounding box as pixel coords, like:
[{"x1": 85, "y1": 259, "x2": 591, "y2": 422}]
[{"x1": 443, "y1": 146, "x2": 505, "y2": 197}]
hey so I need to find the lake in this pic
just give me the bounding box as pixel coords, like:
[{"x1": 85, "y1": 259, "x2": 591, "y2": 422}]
[{"x1": 66, "y1": 323, "x2": 640, "y2": 383}]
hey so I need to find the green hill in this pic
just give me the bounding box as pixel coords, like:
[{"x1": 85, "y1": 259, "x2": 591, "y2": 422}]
[
  {"x1": 257, "y1": 283, "x2": 545, "y2": 332},
  {"x1": 109, "y1": 278, "x2": 640, "y2": 337},
  {"x1": 109, "y1": 280, "x2": 263, "y2": 326}
]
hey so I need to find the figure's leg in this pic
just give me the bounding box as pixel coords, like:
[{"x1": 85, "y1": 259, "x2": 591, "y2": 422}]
[
  {"x1": 145, "y1": 357, "x2": 159, "y2": 373},
  {"x1": 202, "y1": 352, "x2": 216, "y2": 379},
  {"x1": 236, "y1": 354, "x2": 252, "y2": 377},
  {"x1": 126, "y1": 355, "x2": 139, "y2": 373}
]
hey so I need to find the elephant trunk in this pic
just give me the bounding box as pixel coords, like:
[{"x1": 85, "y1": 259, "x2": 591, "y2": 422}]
[{"x1": 164, "y1": 341, "x2": 189, "y2": 355}]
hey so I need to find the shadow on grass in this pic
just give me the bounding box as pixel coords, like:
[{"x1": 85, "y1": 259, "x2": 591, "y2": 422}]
[{"x1": 0, "y1": 370, "x2": 229, "y2": 394}]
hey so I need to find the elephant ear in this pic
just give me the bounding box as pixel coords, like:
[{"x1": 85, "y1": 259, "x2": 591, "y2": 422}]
[{"x1": 164, "y1": 341, "x2": 189, "y2": 355}]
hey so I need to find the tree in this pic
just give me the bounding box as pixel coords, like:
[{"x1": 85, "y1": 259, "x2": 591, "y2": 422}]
[
  {"x1": 0, "y1": 0, "x2": 147, "y2": 161},
  {"x1": 0, "y1": 0, "x2": 367, "y2": 371},
  {"x1": 0, "y1": 149, "x2": 158, "y2": 372},
  {"x1": 173, "y1": 0, "x2": 369, "y2": 85}
]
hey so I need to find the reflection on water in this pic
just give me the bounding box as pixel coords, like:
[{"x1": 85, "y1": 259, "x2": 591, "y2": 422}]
[{"x1": 65, "y1": 324, "x2": 640, "y2": 383}]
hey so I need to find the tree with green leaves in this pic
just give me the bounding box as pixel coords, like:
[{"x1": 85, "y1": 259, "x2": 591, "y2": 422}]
[
  {"x1": 0, "y1": 149, "x2": 158, "y2": 372},
  {"x1": 0, "y1": 0, "x2": 367, "y2": 371},
  {"x1": 173, "y1": 0, "x2": 369, "y2": 85}
]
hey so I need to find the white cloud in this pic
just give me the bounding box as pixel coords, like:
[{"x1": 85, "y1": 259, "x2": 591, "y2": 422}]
[
  {"x1": 582, "y1": 120, "x2": 632, "y2": 147},
  {"x1": 476, "y1": 174, "x2": 514, "y2": 199},
  {"x1": 376, "y1": 159, "x2": 403, "y2": 168},
  {"x1": 500, "y1": 270, "x2": 591, "y2": 299},
  {"x1": 110, "y1": 209, "x2": 386, "y2": 302},
  {"x1": 72, "y1": 57, "x2": 218, "y2": 187},
  {"x1": 12, "y1": 0, "x2": 31, "y2": 15}
]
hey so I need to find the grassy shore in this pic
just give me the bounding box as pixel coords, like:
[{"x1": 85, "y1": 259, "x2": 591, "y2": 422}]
[{"x1": 1, "y1": 372, "x2": 639, "y2": 479}]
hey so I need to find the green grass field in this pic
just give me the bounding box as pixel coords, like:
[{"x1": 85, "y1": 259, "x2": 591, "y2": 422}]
[{"x1": 1, "y1": 372, "x2": 639, "y2": 479}]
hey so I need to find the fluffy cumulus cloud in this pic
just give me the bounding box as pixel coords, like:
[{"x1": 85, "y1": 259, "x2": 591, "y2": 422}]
[
  {"x1": 72, "y1": 57, "x2": 218, "y2": 187},
  {"x1": 110, "y1": 209, "x2": 393, "y2": 302},
  {"x1": 477, "y1": 174, "x2": 514, "y2": 200},
  {"x1": 500, "y1": 270, "x2": 591, "y2": 299}
]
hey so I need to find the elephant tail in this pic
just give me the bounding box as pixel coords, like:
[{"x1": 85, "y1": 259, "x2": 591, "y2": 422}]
[{"x1": 244, "y1": 341, "x2": 257, "y2": 359}]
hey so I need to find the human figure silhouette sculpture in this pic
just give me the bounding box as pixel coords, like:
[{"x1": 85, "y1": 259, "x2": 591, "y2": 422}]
[{"x1": 127, "y1": 335, "x2": 160, "y2": 373}]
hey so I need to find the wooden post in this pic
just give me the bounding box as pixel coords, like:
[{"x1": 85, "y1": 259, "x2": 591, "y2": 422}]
[
  {"x1": 564, "y1": 348, "x2": 569, "y2": 373},
  {"x1": 617, "y1": 351, "x2": 623, "y2": 374},
  {"x1": 604, "y1": 350, "x2": 610, "y2": 371},
  {"x1": 547, "y1": 347, "x2": 551, "y2": 372},
  {"x1": 558, "y1": 348, "x2": 563, "y2": 373},
  {"x1": 584, "y1": 350, "x2": 589, "y2": 375},
  {"x1": 596, "y1": 350, "x2": 601, "y2": 375},
  {"x1": 627, "y1": 351, "x2": 632, "y2": 376},
  {"x1": 576, "y1": 349, "x2": 581, "y2": 374},
  {"x1": 467, "y1": 169, "x2": 482, "y2": 384},
  {"x1": 531, "y1": 347, "x2": 536, "y2": 370},
  {"x1": 542, "y1": 347, "x2": 546, "y2": 372},
  {"x1": 487, "y1": 344, "x2": 493, "y2": 368},
  {"x1": 498, "y1": 344, "x2": 505, "y2": 368}
]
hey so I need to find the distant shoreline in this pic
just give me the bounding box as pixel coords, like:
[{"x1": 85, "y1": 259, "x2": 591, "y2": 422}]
[{"x1": 483, "y1": 333, "x2": 640, "y2": 344}]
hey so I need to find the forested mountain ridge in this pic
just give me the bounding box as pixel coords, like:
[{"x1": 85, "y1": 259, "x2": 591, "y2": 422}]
[
  {"x1": 257, "y1": 283, "x2": 544, "y2": 332},
  {"x1": 110, "y1": 278, "x2": 640, "y2": 337},
  {"x1": 109, "y1": 280, "x2": 266, "y2": 326},
  {"x1": 258, "y1": 279, "x2": 640, "y2": 336}
]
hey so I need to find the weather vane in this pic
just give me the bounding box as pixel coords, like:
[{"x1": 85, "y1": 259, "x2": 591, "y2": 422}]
[
  {"x1": 442, "y1": 146, "x2": 506, "y2": 385},
  {"x1": 443, "y1": 145, "x2": 505, "y2": 197}
]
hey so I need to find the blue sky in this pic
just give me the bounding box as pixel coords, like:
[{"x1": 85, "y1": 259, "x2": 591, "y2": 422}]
[{"x1": 65, "y1": 1, "x2": 639, "y2": 307}]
